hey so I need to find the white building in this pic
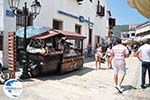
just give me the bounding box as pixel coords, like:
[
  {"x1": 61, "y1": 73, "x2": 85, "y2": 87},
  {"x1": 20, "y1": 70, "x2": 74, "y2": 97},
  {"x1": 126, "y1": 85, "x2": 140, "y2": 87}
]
[
  {"x1": 121, "y1": 22, "x2": 150, "y2": 44},
  {"x1": 121, "y1": 24, "x2": 137, "y2": 44},
  {"x1": 106, "y1": 11, "x2": 116, "y2": 44},
  {"x1": 2, "y1": 0, "x2": 109, "y2": 67},
  {"x1": 135, "y1": 21, "x2": 150, "y2": 42},
  {"x1": 121, "y1": 31, "x2": 129, "y2": 43}
]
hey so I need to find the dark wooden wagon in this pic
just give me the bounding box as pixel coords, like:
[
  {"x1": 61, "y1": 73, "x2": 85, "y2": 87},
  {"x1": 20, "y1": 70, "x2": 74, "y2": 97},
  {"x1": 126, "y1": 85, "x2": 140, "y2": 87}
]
[{"x1": 26, "y1": 29, "x2": 86, "y2": 77}]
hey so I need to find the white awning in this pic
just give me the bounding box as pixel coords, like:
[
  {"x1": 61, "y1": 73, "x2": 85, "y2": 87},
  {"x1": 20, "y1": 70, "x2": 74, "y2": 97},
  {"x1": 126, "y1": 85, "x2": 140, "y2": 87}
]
[{"x1": 128, "y1": 0, "x2": 150, "y2": 18}]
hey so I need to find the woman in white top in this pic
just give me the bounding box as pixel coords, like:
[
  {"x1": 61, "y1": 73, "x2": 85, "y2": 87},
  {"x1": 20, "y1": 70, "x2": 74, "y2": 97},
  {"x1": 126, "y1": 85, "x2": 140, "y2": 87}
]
[
  {"x1": 95, "y1": 44, "x2": 102, "y2": 69},
  {"x1": 105, "y1": 44, "x2": 112, "y2": 69}
]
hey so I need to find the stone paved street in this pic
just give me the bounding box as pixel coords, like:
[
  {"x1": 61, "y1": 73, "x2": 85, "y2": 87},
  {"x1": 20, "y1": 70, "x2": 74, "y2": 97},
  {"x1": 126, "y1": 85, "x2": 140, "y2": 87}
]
[
  {"x1": 0, "y1": 56, "x2": 150, "y2": 100},
  {"x1": 1, "y1": 0, "x2": 150, "y2": 100}
]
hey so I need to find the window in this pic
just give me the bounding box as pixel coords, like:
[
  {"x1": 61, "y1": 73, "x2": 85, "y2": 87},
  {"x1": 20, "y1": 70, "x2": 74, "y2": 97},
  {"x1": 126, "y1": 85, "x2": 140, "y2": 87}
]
[
  {"x1": 76, "y1": 0, "x2": 84, "y2": 5},
  {"x1": 75, "y1": 24, "x2": 81, "y2": 34},
  {"x1": 16, "y1": 9, "x2": 33, "y2": 30},
  {"x1": 123, "y1": 34, "x2": 126, "y2": 38},
  {"x1": 131, "y1": 33, "x2": 135, "y2": 36},
  {"x1": 109, "y1": 18, "x2": 116, "y2": 29},
  {"x1": 96, "y1": 1, "x2": 100, "y2": 15},
  {"x1": 100, "y1": 6, "x2": 105, "y2": 16},
  {"x1": 127, "y1": 34, "x2": 130, "y2": 38},
  {"x1": 96, "y1": 1, "x2": 105, "y2": 17},
  {"x1": 90, "y1": 0, "x2": 93, "y2": 2},
  {"x1": 76, "y1": 0, "x2": 83, "y2": 2},
  {"x1": 53, "y1": 19, "x2": 63, "y2": 30}
]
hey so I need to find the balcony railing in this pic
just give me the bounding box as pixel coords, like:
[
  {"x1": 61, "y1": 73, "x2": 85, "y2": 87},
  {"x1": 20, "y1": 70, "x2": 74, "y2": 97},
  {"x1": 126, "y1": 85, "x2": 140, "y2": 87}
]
[{"x1": 96, "y1": 1, "x2": 105, "y2": 17}]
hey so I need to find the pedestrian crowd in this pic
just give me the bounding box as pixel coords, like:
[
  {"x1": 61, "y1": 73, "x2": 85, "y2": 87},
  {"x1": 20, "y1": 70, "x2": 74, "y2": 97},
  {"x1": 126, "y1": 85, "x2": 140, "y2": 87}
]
[{"x1": 94, "y1": 38, "x2": 150, "y2": 93}]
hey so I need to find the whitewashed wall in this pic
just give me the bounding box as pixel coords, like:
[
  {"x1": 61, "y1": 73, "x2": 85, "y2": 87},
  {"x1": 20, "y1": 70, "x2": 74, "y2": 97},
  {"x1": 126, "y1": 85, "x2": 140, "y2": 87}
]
[
  {"x1": 3, "y1": 0, "x2": 16, "y2": 67},
  {"x1": 33, "y1": 0, "x2": 108, "y2": 49},
  {"x1": 0, "y1": 0, "x2": 3, "y2": 31},
  {"x1": 136, "y1": 24, "x2": 150, "y2": 34},
  {"x1": 3, "y1": 0, "x2": 108, "y2": 67}
]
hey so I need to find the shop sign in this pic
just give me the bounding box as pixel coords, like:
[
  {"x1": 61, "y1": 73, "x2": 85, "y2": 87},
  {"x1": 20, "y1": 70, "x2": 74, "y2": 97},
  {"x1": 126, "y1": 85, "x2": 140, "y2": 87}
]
[
  {"x1": 79, "y1": 16, "x2": 84, "y2": 22},
  {"x1": 6, "y1": 10, "x2": 15, "y2": 17},
  {"x1": 58, "y1": 10, "x2": 94, "y2": 25}
]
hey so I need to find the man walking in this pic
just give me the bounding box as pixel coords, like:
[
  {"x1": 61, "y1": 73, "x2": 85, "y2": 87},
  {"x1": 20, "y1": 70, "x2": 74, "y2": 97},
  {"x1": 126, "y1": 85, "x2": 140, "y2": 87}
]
[
  {"x1": 110, "y1": 39, "x2": 129, "y2": 93},
  {"x1": 134, "y1": 39, "x2": 150, "y2": 89}
]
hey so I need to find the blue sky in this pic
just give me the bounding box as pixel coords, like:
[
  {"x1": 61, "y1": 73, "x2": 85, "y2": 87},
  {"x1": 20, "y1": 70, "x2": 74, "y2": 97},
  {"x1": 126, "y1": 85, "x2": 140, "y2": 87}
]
[{"x1": 107, "y1": 0, "x2": 148, "y2": 25}]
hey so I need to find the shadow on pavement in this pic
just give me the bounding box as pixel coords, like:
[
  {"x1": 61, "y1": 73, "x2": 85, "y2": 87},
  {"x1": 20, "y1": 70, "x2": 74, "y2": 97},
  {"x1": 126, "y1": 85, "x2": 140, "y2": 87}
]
[
  {"x1": 18, "y1": 67, "x2": 94, "y2": 83},
  {"x1": 37, "y1": 67, "x2": 94, "y2": 81},
  {"x1": 122, "y1": 85, "x2": 137, "y2": 92},
  {"x1": 18, "y1": 78, "x2": 35, "y2": 83},
  {"x1": 99, "y1": 68, "x2": 108, "y2": 70},
  {"x1": 15, "y1": 57, "x2": 95, "y2": 83},
  {"x1": 146, "y1": 84, "x2": 150, "y2": 87},
  {"x1": 84, "y1": 57, "x2": 95, "y2": 63}
]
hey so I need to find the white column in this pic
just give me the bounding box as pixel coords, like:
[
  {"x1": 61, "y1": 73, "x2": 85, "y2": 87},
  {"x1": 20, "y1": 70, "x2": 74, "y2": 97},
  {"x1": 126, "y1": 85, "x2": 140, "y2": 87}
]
[{"x1": 3, "y1": 0, "x2": 16, "y2": 67}]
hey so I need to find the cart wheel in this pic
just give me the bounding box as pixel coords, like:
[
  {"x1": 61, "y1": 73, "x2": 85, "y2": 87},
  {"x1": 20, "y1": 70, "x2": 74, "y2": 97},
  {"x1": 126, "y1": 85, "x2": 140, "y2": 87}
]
[{"x1": 30, "y1": 66, "x2": 41, "y2": 77}]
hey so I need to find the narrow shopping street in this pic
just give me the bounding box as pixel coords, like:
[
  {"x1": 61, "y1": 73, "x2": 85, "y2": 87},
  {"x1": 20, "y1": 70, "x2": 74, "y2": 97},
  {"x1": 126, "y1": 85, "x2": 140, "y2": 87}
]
[
  {"x1": 0, "y1": 56, "x2": 149, "y2": 100},
  {"x1": 0, "y1": 0, "x2": 150, "y2": 100}
]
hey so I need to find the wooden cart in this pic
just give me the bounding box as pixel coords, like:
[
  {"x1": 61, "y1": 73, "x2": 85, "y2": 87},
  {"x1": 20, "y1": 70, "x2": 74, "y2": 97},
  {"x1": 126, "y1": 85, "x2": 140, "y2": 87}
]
[{"x1": 26, "y1": 29, "x2": 86, "y2": 77}]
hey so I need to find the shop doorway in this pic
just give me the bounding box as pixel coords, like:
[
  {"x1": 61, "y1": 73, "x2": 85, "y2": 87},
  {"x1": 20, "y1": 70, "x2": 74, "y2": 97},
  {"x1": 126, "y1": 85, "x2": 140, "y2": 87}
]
[
  {"x1": 75, "y1": 24, "x2": 82, "y2": 48},
  {"x1": 88, "y1": 28, "x2": 92, "y2": 45},
  {"x1": 87, "y1": 28, "x2": 93, "y2": 56}
]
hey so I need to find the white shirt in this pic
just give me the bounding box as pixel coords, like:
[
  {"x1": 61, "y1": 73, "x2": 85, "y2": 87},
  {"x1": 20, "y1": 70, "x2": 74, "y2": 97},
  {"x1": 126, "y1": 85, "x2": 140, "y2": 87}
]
[
  {"x1": 106, "y1": 48, "x2": 111, "y2": 56},
  {"x1": 138, "y1": 44, "x2": 150, "y2": 62},
  {"x1": 96, "y1": 47, "x2": 102, "y2": 57}
]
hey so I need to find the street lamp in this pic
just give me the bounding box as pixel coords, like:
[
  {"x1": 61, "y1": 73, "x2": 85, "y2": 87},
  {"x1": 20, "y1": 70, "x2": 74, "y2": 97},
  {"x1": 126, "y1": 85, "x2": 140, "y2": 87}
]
[{"x1": 8, "y1": 0, "x2": 41, "y2": 79}]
